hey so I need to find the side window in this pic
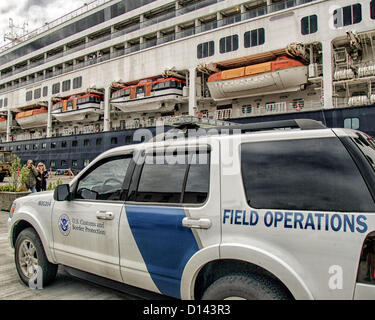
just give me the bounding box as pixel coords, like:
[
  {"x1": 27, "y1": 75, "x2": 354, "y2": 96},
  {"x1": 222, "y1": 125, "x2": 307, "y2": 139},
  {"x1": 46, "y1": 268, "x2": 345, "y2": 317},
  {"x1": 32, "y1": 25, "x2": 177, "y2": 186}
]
[
  {"x1": 133, "y1": 150, "x2": 210, "y2": 204},
  {"x1": 301, "y1": 15, "x2": 318, "y2": 35},
  {"x1": 197, "y1": 41, "x2": 215, "y2": 59},
  {"x1": 344, "y1": 117, "x2": 359, "y2": 130},
  {"x1": 219, "y1": 35, "x2": 238, "y2": 54},
  {"x1": 26, "y1": 91, "x2": 33, "y2": 101},
  {"x1": 371, "y1": 0, "x2": 375, "y2": 19},
  {"x1": 52, "y1": 83, "x2": 60, "y2": 95},
  {"x1": 333, "y1": 4, "x2": 362, "y2": 28},
  {"x1": 43, "y1": 86, "x2": 48, "y2": 97},
  {"x1": 244, "y1": 28, "x2": 265, "y2": 48},
  {"x1": 241, "y1": 138, "x2": 375, "y2": 212},
  {"x1": 75, "y1": 156, "x2": 131, "y2": 201}
]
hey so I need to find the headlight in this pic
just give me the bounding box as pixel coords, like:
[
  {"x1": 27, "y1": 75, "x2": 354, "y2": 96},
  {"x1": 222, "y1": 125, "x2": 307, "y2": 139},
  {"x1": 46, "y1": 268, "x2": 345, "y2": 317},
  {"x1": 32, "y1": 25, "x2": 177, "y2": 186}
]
[{"x1": 9, "y1": 202, "x2": 16, "y2": 219}]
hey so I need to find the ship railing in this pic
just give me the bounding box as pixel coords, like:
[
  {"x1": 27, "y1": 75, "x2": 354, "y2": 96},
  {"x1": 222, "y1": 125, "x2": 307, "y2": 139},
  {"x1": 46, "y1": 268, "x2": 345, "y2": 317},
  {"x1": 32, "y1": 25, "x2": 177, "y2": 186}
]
[
  {"x1": 0, "y1": 0, "x2": 113, "y2": 54},
  {"x1": 141, "y1": 11, "x2": 177, "y2": 29}
]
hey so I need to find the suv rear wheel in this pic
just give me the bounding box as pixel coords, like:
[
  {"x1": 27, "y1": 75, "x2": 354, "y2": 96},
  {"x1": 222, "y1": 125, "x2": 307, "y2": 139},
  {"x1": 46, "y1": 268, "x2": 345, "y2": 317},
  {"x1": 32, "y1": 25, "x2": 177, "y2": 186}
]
[
  {"x1": 15, "y1": 228, "x2": 58, "y2": 288},
  {"x1": 202, "y1": 273, "x2": 291, "y2": 300}
]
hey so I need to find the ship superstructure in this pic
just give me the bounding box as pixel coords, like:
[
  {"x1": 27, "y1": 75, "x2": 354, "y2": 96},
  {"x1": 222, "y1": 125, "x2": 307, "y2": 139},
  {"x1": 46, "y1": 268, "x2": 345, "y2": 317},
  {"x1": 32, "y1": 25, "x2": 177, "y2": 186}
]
[{"x1": 0, "y1": 0, "x2": 374, "y2": 170}]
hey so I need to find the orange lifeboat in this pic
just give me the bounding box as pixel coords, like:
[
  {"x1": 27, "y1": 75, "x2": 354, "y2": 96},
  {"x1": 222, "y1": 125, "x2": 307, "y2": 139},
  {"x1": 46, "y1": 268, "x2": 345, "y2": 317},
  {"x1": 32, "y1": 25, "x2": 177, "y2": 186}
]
[
  {"x1": 15, "y1": 107, "x2": 48, "y2": 129},
  {"x1": 207, "y1": 56, "x2": 308, "y2": 101}
]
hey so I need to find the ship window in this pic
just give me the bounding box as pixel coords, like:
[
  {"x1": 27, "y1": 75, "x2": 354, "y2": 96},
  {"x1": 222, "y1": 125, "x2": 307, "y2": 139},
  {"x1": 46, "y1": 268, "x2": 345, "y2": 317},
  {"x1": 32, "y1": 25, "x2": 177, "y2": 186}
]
[
  {"x1": 26, "y1": 91, "x2": 33, "y2": 101},
  {"x1": 41, "y1": 143, "x2": 46, "y2": 149},
  {"x1": 73, "y1": 76, "x2": 82, "y2": 89},
  {"x1": 197, "y1": 41, "x2": 215, "y2": 59},
  {"x1": 372, "y1": 0, "x2": 375, "y2": 19},
  {"x1": 52, "y1": 83, "x2": 60, "y2": 94},
  {"x1": 84, "y1": 159, "x2": 90, "y2": 167},
  {"x1": 33, "y1": 144, "x2": 38, "y2": 150},
  {"x1": 125, "y1": 135, "x2": 133, "y2": 144},
  {"x1": 72, "y1": 140, "x2": 78, "y2": 147},
  {"x1": 61, "y1": 141, "x2": 67, "y2": 148},
  {"x1": 25, "y1": 145, "x2": 30, "y2": 151},
  {"x1": 51, "y1": 142, "x2": 56, "y2": 149},
  {"x1": 16, "y1": 145, "x2": 21, "y2": 151},
  {"x1": 4, "y1": 98, "x2": 7, "y2": 107},
  {"x1": 219, "y1": 35, "x2": 239, "y2": 54},
  {"x1": 43, "y1": 86, "x2": 48, "y2": 97},
  {"x1": 0, "y1": 100, "x2": 2, "y2": 108},
  {"x1": 61, "y1": 160, "x2": 67, "y2": 167},
  {"x1": 72, "y1": 160, "x2": 78, "y2": 167},
  {"x1": 96, "y1": 138, "x2": 102, "y2": 146},
  {"x1": 244, "y1": 28, "x2": 265, "y2": 48},
  {"x1": 301, "y1": 15, "x2": 318, "y2": 35},
  {"x1": 50, "y1": 160, "x2": 56, "y2": 168},
  {"x1": 62, "y1": 80, "x2": 71, "y2": 92},
  {"x1": 111, "y1": 137, "x2": 118, "y2": 145},
  {"x1": 333, "y1": 4, "x2": 362, "y2": 28},
  {"x1": 136, "y1": 86, "x2": 145, "y2": 94},
  {"x1": 84, "y1": 139, "x2": 90, "y2": 147},
  {"x1": 344, "y1": 118, "x2": 360, "y2": 130},
  {"x1": 34, "y1": 88, "x2": 41, "y2": 100}
]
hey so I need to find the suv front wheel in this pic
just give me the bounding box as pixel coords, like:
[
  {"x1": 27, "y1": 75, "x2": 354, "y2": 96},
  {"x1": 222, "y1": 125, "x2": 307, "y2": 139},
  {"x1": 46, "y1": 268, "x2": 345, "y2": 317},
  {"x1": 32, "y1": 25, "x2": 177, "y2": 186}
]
[
  {"x1": 15, "y1": 228, "x2": 58, "y2": 288},
  {"x1": 202, "y1": 273, "x2": 291, "y2": 300}
]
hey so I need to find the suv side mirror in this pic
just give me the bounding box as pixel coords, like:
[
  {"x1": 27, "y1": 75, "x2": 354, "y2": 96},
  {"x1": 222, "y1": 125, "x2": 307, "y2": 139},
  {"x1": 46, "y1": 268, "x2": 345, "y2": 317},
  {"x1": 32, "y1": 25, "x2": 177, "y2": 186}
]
[{"x1": 54, "y1": 184, "x2": 71, "y2": 201}]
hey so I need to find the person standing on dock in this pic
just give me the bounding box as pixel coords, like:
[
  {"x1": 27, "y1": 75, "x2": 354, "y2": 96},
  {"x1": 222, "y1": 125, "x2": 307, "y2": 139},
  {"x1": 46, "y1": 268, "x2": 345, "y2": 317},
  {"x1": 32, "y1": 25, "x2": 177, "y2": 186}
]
[
  {"x1": 36, "y1": 162, "x2": 48, "y2": 192},
  {"x1": 25, "y1": 160, "x2": 38, "y2": 193}
]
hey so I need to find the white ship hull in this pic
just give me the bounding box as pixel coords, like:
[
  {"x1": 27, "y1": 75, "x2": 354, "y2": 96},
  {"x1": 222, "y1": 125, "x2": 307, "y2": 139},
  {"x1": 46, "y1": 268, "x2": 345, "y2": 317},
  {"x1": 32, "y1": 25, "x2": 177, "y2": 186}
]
[
  {"x1": 207, "y1": 66, "x2": 308, "y2": 101},
  {"x1": 16, "y1": 113, "x2": 48, "y2": 129}
]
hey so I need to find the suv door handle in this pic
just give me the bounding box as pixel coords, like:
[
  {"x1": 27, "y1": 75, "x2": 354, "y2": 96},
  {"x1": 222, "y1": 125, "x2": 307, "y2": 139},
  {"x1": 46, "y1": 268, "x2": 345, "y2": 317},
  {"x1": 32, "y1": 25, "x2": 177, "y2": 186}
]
[
  {"x1": 96, "y1": 211, "x2": 114, "y2": 220},
  {"x1": 182, "y1": 217, "x2": 211, "y2": 229}
]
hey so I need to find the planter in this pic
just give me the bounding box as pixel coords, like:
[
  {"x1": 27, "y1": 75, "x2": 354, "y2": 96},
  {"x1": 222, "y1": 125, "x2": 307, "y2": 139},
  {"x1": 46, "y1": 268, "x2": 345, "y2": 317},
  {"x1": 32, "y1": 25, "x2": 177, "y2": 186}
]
[{"x1": 0, "y1": 191, "x2": 31, "y2": 211}]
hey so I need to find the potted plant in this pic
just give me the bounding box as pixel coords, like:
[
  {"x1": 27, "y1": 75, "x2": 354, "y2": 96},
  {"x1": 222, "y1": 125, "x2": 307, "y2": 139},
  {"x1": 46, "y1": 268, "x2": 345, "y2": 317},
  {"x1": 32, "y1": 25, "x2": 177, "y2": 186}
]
[{"x1": 0, "y1": 156, "x2": 31, "y2": 211}]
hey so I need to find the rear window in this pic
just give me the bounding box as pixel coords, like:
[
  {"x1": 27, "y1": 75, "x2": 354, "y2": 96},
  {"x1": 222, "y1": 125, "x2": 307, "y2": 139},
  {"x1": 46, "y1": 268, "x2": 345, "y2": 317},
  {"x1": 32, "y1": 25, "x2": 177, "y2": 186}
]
[
  {"x1": 352, "y1": 132, "x2": 375, "y2": 171},
  {"x1": 241, "y1": 138, "x2": 375, "y2": 212}
]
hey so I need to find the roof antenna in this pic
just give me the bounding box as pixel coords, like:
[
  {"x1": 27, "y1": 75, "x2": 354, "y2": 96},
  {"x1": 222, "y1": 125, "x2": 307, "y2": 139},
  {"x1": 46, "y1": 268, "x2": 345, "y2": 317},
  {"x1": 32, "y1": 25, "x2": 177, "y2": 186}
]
[{"x1": 3, "y1": 18, "x2": 28, "y2": 43}]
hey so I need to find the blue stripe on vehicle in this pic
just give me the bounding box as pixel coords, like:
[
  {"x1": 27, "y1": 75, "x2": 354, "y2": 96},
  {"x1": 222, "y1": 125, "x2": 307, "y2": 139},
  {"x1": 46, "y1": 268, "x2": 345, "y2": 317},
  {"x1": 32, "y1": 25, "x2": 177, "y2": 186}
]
[{"x1": 125, "y1": 204, "x2": 199, "y2": 299}]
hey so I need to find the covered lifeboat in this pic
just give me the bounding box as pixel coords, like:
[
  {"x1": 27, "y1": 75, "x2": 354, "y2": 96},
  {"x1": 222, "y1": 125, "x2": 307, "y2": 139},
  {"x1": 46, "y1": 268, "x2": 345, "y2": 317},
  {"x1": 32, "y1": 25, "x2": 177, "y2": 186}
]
[
  {"x1": 15, "y1": 107, "x2": 48, "y2": 129},
  {"x1": 52, "y1": 93, "x2": 104, "y2": 123},
  {"x1": 110, "y1": 77, "x2": 185, "y2": 113},
  {"x1": 207, "y1": 56, "x2": 308, "y2": 101}
]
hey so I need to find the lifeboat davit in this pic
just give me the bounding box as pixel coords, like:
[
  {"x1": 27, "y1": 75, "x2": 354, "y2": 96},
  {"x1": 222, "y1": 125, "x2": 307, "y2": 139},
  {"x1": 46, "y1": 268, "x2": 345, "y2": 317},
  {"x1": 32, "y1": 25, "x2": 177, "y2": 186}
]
[
  {"x1": 0, "y1": 116, "x2": 7, "y2": 132},
  {"x1": 207, "y1": 56, "x2": 308, "y2": 101},
  {"x1": 15, "y1": 107, "x2": 48, "y2": 129},
  {"x1": 52, "y1": 93, "x2": 103, "y2": 123},
  {"x1": 110, "y1": 77, "x2": 185, "y2": 113}
]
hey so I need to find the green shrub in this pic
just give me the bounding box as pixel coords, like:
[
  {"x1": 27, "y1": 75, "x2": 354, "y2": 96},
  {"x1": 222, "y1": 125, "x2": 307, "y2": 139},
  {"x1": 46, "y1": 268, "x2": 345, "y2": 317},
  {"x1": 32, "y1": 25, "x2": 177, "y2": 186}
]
[{"x1": 2, "y1": 156, "x2": 28, "y2": 192}]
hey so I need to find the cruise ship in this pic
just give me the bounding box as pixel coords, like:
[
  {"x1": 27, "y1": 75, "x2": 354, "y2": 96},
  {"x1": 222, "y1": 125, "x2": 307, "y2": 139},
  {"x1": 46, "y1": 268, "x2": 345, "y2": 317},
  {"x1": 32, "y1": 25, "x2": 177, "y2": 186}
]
[{"x1": 0, "y1": 0, "x2": 374, "y2": 171}]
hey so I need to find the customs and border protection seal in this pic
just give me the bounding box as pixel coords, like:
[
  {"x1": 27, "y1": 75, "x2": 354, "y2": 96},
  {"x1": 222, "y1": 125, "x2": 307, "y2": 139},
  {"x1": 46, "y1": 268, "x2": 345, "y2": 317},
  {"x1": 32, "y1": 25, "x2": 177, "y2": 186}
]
[{"x1": 58, "y1": 214, "x2": 71, "y2": 236}]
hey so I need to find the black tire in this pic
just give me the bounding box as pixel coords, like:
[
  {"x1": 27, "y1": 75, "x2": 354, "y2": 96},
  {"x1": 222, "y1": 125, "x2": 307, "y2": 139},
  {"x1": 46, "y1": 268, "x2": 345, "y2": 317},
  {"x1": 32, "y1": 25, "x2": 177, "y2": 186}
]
[
  {"x1": 14, "y1": 228, "x2": 58, "y2": 288},
  {"x1": 202, "y1": 273, "x2": 291, "y2": 300}
]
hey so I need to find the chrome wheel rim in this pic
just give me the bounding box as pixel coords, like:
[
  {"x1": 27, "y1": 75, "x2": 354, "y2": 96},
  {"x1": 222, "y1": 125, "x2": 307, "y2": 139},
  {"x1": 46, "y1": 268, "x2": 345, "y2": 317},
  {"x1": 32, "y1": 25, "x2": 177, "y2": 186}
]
[{"x1": 18, "y1": 239, "x2": 39, "y2": 279}]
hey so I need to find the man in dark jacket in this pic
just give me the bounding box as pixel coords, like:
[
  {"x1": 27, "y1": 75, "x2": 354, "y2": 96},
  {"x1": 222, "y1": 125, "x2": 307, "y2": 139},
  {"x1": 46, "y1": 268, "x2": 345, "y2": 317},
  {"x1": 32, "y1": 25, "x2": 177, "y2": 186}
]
[{"x1": 25, "y1": 160, "x2": 38, "y2": 193}]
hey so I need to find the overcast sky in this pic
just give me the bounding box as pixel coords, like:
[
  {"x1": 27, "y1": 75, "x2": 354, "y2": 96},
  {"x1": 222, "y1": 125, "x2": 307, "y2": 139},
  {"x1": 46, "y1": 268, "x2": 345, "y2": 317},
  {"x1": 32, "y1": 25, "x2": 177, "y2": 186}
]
[{"x1": 0, "y1": 0, "x2": 88, "y2": 44}]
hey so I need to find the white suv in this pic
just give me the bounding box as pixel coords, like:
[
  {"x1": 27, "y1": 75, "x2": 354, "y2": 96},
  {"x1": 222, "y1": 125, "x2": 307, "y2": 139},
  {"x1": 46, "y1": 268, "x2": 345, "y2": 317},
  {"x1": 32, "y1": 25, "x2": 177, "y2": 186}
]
[{"x1": 8, "y1": 119, "x2": 375, "y2": 299}]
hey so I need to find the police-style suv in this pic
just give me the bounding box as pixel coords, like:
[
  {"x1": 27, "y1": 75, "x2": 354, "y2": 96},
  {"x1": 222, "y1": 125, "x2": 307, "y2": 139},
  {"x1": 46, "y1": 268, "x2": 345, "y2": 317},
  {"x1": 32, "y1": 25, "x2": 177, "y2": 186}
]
[{"x1": 7, "y1": 119, "x2": 375, "y2": 299}]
